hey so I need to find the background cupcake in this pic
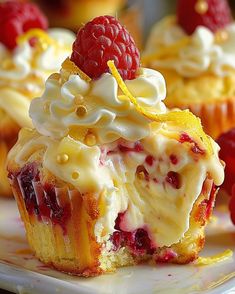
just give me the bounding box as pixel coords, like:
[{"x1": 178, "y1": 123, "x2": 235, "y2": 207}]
[
  {"x1": 0, "y1": 1, "x2": 74, "y2": 197},
  {"x1": 143, "y1": 0, "x2": 235, "y2": 139},
  {"x1": 33, "y1": 0, "x2": 143, "y2": 49}
]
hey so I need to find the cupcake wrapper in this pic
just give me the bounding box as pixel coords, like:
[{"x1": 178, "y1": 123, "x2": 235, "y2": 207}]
[
  {"x1": 8, "y1": 167, "x2": 217, "y2": 274},
  {"x1": 171, "y1": 96, "x2": 235, "y2": 139},
  {"x1": 9, "y1": 175, "x2": 102, "y2": 276}
]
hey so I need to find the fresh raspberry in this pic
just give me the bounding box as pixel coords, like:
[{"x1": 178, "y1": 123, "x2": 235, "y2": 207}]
[
  {"x1": 0, "y1": 1, "x2": 48, "y2": 50},
  {"x1": 71, "y1": 15, "x2": 140, "y2": 80},
  {"x1": 177, "y1": 0, "x2": 232, "y2": 35},
  {"x1": 217, "y1": 128, "x2": 235, "y2": 195},
  {"x1": 229, "y1": 185, "x2": 235, "y2": 225}
]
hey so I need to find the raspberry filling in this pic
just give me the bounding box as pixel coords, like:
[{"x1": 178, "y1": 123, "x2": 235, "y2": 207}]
[
  {"x1": 14, "y1": 163, "x2": 40, "y2": 216},
  {"x1": 10, "y1": 163, "x2": 71, "y2": 232},
  {"x1": 110, "y1": 212, "x2": 155, "y2": 255},
  {"x1": 118, "y1": 142, "x2": 144, "y2": 153},
  {"x1": 179, "y1": 133, "x2": 205, "y2": 155},
  {"x1": 166, "y1": 171, "x2": 181, "y2": 189}
]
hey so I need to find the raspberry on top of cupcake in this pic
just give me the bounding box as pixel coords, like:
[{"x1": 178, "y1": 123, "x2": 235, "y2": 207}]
[
  {"x1": 7, "y1": 15, "x2": 224, "y2": 276},
  {"x1": 143, "y1": 0, "x2": 235, "y2": 139}
]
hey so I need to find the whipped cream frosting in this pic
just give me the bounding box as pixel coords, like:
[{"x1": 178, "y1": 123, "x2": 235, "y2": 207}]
[
  {"x1": 0, "y1": 28, "x2": 75, "y2": 127},
  {"x1": 30, "y1": 68, "x2": 166, "y2": 143},
  {"x1": 11, "y1": 125, "x2": 224, "y2": 247},
  {"x1": 144, "y1": 17, "x2": 235, "y2": 77}
]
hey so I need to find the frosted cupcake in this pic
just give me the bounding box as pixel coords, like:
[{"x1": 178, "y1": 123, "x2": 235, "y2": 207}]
[
  {"x1": 7, "y1": 16, "x2": 224, "y2": 276},
  {"x1": 143, "y1": 0, "x2": 235, "y2": 139},
  {"x1": 0, "y1": 1, "x2": 74, "y2": 197}
]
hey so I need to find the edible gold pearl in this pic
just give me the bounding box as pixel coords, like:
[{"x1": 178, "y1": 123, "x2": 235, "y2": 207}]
[
  {"x1": 72, "y1": 171, "x2": 79, "y2": 180},
  {"x1": 76, "y1": 105, "x2": 87, "y2": 117},
  {"x1": 74, "y1": 94, "x2": 84, "y2": 105},
  {"x1": 215, "y1": 30, "x2": 229, "y2": 43},
  {"x1": 85, "y1": 133, "x2": 97, "y2": 146},
  {"x1": 195, "y1": 0, "x2": 208, "y2": 15},
  {"x1": 56, "y1": 153, "x2": 69, "y2": 164}
]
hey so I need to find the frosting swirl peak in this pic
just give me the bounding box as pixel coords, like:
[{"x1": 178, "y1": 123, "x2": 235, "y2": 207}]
[{"x1": 30, "y1": 66, "x2": 166, "y2": 143}]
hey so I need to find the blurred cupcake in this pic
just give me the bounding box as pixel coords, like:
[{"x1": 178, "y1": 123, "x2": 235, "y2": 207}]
[
  {"x1": 7, "y1": 16, "x2": 224, "y2": 276},
  {"x1": 0, "y1": 1, "x2": 74, "y2": 197},
  {"x1": 34, "y1": 0, "x2": 143, "y2": 49},
  {"x1": 143, "y1": 0, "x2": 235, "y2": 139},
  {"x1": 34, "y1": 0, "x2": 125, "y2": 30}
]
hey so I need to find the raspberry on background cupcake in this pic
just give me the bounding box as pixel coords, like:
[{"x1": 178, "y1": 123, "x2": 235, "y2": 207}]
[
  {"x1": 229, "y1": 185, "x2": 235, "y2": 224},
  {"x1": 0, "y1": 1, "x2": 75, "y2": 197},
  {"x1": 7, "y1": 15, "x2": 224, "y2": 276},
  {"x1": 217, "y1": 128, "x2": 235, "y2": 196},
  {"x1": 143, "y1": 0, "x2": 235, "y2": 139}
]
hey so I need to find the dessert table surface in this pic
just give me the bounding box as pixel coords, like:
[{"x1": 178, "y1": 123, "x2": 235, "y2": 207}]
[{"x1": 0, "y1": 198, "x2": 235, "y2": 294}]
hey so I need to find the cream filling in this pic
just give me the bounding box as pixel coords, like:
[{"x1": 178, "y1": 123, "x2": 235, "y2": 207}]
[
  {"x1": 11, "y1": 126, "x2": 224, "y2": 247},
  {"x1": 144, "y1": 16, "x2": 235, "y2": 78}
]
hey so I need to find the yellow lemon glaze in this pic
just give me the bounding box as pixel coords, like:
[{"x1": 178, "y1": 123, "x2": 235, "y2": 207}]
[{"x1": 196, "y1": 249, "x2": 233, "y2": 265}]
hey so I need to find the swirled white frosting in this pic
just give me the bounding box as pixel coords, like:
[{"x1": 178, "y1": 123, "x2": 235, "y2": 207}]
[
  {"x1": 0, "y1": 28, "x2": 75, "y2": 97},
  {"x1": 30, "y1": 68, "x2": 166, "y2": 143},
  {"x1": 144, "y1": 17, "x2": 235, "y2": 77}
]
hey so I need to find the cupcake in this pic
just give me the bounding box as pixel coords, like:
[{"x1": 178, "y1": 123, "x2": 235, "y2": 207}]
[
  {"x1": 34, "y1": 0, "x2": 142, "y2": 49},
  {"x1": 7, "y1": 16, "x2": 224, "y2": 276},
  {"x1": 34, "y1": 0, "x2": 125, "y2": 31},
  {"x1": 0, "y1": 1, "x2": 74, "y2": 197},
  {"x1": 143, "y1": 0, "x2": 235, "y2": 139}
]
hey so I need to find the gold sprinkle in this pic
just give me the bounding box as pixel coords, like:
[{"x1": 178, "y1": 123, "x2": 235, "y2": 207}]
[
  {"x1": 56, "y1": 153, "x2": 69, "y2": 164},
  {"x1": 215, "y1": 30, "x2": 229, "y2": 43},
  {"x1": 85, "y1": 133, "x2": 97, "y2": 146},
  {"x1": 49, "y1": 73, "x2": 61, "y2": 81},
  {"x1": 195, "y1": 0, "x2": 208, "y2": 15},
  {"x1": 72, "y1": 171, "x2": 79, "y2": 180},
  {"x1": 43, "y1": 101, "x2": 50, "y2": 112},
  {"x1": 74, "y1": 94, "x2": 84, "y2": 105},
  {"x1": 62, "y1": 57, "x2": 91, "y2": 82},
  {"x1": 76, "y1": 105, "x2": 87, "y2": 117},
  {"x1": 137, "y1": 171, "x2": 145, "y2": 180}
]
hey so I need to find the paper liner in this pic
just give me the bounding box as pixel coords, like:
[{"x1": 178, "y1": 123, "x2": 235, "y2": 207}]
[
  {"x1": 9, "y1": 175, "x2": 102, "y2": 276},
  {"x1": 166, "y1": 96, "x2": 235, "y2": 139},
  {"x1": 8, "y1": 166, "x2": 218, "y2": 276}
]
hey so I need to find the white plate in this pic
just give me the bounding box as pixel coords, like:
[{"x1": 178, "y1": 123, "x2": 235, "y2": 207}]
[{"x1": 0, "y1": 198, "x2": 235, "y2": 294}]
